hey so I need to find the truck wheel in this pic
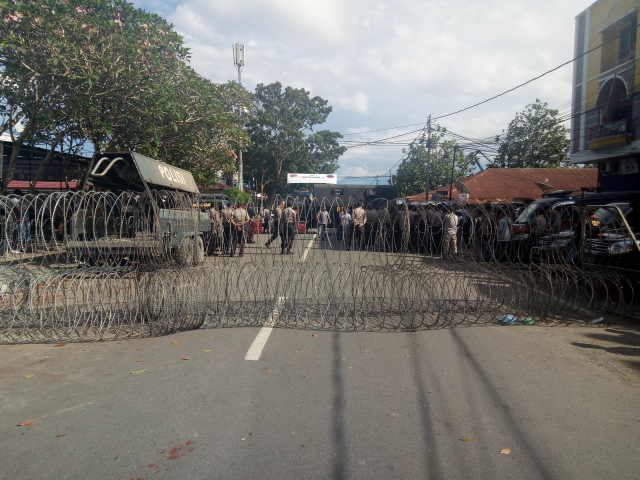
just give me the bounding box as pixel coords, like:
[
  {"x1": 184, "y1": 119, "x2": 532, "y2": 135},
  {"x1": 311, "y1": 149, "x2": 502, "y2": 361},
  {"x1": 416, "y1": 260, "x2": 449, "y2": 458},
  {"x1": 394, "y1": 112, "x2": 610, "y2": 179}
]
[
  {"x1": 175, "y1": 237, "x2": 194, "y2": 266},
  {"x1": 194, "y1": 236, "x2": 204, "y2": 265}
]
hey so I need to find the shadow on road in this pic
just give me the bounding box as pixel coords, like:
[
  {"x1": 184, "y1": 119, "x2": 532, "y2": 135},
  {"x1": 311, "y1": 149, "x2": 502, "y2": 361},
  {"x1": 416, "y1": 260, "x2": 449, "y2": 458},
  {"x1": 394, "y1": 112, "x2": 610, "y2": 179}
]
[
  {"x1": 409, "y1": 341, "x2": 443, "y2": 479},
  {"x1": 332, "y1": 333, "x2": 347, "y2": 480},
  {"x1": 449, "y1": 328, "x2": 560, "y2": 480}
]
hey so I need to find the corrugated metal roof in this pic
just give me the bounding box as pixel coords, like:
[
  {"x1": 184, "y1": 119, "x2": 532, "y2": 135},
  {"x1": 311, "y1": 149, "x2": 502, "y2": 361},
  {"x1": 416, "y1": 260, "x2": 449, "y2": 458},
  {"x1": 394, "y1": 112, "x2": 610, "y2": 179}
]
[{"x1": 407, "y1": 168, "x2": 598, "y2": 203}]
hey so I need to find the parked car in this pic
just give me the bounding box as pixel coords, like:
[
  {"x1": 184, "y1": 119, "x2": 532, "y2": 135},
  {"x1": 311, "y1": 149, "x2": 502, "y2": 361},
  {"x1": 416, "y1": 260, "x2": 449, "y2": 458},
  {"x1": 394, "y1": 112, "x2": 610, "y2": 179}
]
[
  {"x1": 583, "y1": 204, "x2": 639, "y2": 270},
  {"x1": 511, "y1": 191, "x2": 638, "y2": 262}
]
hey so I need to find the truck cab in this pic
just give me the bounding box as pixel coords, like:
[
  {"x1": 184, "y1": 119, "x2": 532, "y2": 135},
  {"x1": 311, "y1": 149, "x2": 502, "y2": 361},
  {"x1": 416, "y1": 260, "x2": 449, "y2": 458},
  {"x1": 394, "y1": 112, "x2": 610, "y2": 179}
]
[{"x1": 67, "y1": 152, "x2": 210, "y2": 267}]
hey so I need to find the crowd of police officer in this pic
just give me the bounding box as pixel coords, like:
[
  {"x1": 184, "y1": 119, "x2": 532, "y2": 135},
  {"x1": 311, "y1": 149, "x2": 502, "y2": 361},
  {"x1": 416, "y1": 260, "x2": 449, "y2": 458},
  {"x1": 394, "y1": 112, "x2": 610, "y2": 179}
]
[
  {"x1": 204, "y1": 197, "x2": 635, "y2": 264},
  {"x1": 206, "y1": 199, "x2": 299, "y2": 256}
]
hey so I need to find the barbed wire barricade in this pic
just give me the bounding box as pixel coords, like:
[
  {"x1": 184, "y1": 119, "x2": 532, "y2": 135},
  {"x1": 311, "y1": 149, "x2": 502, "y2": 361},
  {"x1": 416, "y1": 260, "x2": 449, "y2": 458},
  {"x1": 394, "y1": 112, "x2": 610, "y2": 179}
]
[{"x1": 0, "y1": 192, "x2": 638, "y2": 344}]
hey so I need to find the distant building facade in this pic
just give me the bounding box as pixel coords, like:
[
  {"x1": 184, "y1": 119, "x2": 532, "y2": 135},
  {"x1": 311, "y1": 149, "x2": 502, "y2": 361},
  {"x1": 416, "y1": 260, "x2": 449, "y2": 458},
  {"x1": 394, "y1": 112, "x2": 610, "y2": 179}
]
[{"x1": 570, "y1": 0, "x2": 640, "y2": 191}]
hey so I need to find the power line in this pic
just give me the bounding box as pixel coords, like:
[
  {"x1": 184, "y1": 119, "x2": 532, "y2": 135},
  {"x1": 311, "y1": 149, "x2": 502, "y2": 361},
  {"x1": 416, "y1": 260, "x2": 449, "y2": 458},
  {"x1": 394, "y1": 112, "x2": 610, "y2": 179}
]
[{"x1": 341, "y1": 24, "x2": 640, "y2": 137}]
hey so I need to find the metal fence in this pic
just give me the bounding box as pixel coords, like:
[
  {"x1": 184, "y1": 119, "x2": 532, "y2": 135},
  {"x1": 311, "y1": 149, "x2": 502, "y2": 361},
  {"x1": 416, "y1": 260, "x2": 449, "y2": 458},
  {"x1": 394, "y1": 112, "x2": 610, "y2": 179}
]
[{"x1": 0, "y1": 192, "x2": 638, "y2": 344}]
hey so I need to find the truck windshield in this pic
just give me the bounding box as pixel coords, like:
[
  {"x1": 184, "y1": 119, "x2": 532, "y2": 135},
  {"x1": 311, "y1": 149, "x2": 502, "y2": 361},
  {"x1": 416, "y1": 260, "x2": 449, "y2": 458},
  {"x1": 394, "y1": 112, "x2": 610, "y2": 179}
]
[
  {"x1": 593, "y1": 205, "x2": 631, "y2": 232},
  {"x1": 516, "y1": 203, "x2": 542, "y2": 224}
]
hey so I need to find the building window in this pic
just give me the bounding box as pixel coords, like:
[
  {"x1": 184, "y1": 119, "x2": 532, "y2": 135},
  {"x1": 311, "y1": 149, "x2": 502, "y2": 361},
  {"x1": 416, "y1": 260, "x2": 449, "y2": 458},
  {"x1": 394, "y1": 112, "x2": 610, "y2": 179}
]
[{"x1": 619, "y1": 24, "x2": 636, "y2": 61}]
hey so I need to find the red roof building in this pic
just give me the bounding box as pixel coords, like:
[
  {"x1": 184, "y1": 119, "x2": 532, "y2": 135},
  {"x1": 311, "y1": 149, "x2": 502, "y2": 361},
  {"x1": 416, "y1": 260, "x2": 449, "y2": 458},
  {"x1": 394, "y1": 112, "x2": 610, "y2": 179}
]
[{"x1": 407, "y1": 167, "x2": 598, "y2": 203}]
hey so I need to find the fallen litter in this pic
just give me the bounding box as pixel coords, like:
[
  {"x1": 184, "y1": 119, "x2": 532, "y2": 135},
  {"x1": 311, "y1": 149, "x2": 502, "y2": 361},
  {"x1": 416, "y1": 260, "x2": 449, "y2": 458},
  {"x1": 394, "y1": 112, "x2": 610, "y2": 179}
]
[
  {"x1": 16, "y1": 420, "x2": 34, "y2": 426},
  {"x1": 171, "y1": 341, "x2": 179, "y2": 345},
  {"x1": 500, "y1": 448, "x2": 511, "y2": 454},
  {"x1": 201, "y1": 350, "x2": 213, "y2": 352},
  {"x1": 56, "y1": 434, "x2": 66, "y2": 437},
  {"x1": 131, "y1": 369, "x2": 147, "y2": 374},
  {"x1": 590, "y1": 317, "x2": 604, "y2": 324},
  {"x1": 53, "y1": 343, "x2": 66, "y2": 347},
  {"x1": 179, "y1": 357, "x2": 190, "y2": 360},
  {"x1": 460, "y1": 437, "x2": 476, "y2": 442},
  {"x1": 24, "y1": 374, "x2": 34, "y2": 379},
  {"x1": 502, "y1": 314, "x2": 517, "y2": 325}
]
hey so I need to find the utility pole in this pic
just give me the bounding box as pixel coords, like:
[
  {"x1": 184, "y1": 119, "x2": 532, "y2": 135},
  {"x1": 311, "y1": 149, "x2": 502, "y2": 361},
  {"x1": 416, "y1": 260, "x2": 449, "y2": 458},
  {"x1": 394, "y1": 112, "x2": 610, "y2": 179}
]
[
  {"x1": 449, "y1": 145, "x2": 457, "y2": 201},
  {"x1": 376, "y1": 174, "x2": 379, "y2": 185},
  {"x1": 425, "y1": 115, "x2": 431, "y2": 202},
  {"x1": 390, "y1": 172, "x2": 393, "y2": 185},
  {"x1": 233, "y1": 42, "x2": 245, "y2": 191}
]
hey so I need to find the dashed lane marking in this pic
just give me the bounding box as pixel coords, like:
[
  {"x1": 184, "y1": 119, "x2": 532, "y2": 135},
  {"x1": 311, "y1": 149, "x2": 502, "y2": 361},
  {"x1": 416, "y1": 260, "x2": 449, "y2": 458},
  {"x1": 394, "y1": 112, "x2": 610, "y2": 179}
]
[{"x1": 245, "y1": 296, "x2": 285, "y2": 361}]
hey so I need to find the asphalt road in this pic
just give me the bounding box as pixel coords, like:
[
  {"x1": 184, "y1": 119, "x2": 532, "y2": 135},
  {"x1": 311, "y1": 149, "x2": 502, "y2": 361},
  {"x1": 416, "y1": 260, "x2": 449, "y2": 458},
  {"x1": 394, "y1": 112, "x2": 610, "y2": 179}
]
[
  {"x1": 1, "y1": 322, "x2": 640, "y2": 480},
  {"x1": 1, "y1": 232, "x2": 640, "y2": 479}
]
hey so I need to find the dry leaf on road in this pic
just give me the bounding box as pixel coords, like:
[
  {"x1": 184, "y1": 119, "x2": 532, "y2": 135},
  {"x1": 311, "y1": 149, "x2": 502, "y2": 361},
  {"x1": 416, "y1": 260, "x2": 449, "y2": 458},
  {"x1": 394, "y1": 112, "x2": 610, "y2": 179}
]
[
  {"x1": 500, "y1": 448, "x2": 511, "y2": 454},
  {"x1": 131, "y1": 369, "x2": 147, "y2": 374},
  {"x1": 405, "y1": 355, "x2": 412, "y2": 358},
  {"x1": 24, "y1": 374, "x2": 34, "y2": 378},
  {"x1": 16, "y1": 420, "x2": 34, "y2": 426},
  {"x1": 136, "y1": 360, "x2": 144, "y2": 362},
  {"x1": 312, "y1": 334, "x2": 318, "y2": 338},
  {"x1": 56, "y1": 434, "x2": 66, "y2": 437},
  {"x1": 53, "y1": 344, "x2": 66, "y2": 347},
  {"x1": 171, "y1": 341, "x2": 179, "y2": 345},
  {"x1": 179, "y1": 357, "x2": 189, "y2": 360},
  {"x1": 267, "y1": 370, "x2": 272, "y2": 374},
  {"x1": 137, "y1": 347, "x2": 141, "y2": 350},
  {"x1": 460, "y1": 437, "x2": 476, "y2": 442},
  {"x1": 201, "y1": 350, "x2": 213, "y2": 352}
]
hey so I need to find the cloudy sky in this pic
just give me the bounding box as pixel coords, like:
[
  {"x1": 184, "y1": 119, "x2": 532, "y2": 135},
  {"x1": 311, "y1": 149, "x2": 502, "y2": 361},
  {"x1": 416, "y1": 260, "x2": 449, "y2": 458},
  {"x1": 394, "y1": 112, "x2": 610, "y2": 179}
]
[{"x1": 133, "y1": 0, "x2": 587, "y2": 184}]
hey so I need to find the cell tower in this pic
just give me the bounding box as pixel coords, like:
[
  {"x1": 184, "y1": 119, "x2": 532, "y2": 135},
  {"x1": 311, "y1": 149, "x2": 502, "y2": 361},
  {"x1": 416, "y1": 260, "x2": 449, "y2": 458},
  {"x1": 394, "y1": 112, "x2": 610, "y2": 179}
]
[
  {"x1": 233, "y1": 42, "x2": 244, "y2": 85},
  {"x1": 232, "y1": 42, "x2": 245, "y2": 191}
]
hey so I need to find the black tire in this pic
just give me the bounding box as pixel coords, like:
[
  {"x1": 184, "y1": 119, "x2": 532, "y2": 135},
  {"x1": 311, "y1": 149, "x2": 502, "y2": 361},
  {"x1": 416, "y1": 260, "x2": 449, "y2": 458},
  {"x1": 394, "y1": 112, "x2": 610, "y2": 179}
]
[
  {"x1": 194, "y1": 236, "x2": 204, "y2": 265},
  {"x1": 175, "y1": 237, "x2": 194, "y2": 266}
]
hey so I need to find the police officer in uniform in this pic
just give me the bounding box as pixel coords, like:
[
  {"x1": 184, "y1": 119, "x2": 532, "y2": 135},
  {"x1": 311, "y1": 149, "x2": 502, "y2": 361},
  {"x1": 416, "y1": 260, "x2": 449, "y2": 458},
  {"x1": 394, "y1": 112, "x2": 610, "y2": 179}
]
[
  {"x1": 351, "y1": 200, "x2": 367, "y2": 251},
  {"x1": 221, "y1": 203, "x2": 234, "y2": 255},
  {"x1": 281, "y1": 199, "x2": 297, "y2": 255},
  {"x1": 265, "y1": 201, "x2": 283, "y2": 248},
  {"x1": 208, "y1": 203, "x2": 221, "y2": 255},
  {"x1": 231, "y1": 203, "x2": 250, "y2": 257}
]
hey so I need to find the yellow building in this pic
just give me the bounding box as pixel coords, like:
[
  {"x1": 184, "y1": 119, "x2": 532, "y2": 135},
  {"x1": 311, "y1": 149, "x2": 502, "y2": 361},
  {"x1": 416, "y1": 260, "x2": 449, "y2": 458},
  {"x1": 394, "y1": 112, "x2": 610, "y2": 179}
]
[{"x1": 570, "y1": 0, "x2": 640, "y2": 191}]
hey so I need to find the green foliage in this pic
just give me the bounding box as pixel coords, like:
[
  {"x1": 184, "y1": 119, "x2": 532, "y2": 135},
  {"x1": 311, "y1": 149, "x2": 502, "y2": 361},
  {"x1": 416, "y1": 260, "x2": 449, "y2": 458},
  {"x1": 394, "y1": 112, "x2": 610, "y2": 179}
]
[
  {"x1": 395, "y1": 124, "x2": 476, "y2": 197},
  {"x1": 492, "y1": 99, "x2": 571, "y2": 168},
  {"x1": 224, "y1": 187, "x2": 251, "y2": 205},
  {"x1": 244, "y1": 82, "x2": 346, "y2": 196},
  {"x1": 0, "y1": 0, "x2": 250, "y2": 191}
]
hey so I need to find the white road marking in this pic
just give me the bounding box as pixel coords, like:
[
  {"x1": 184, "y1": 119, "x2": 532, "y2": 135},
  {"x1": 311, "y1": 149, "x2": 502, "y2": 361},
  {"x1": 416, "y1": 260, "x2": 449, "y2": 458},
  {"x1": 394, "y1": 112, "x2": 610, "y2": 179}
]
[
  {"x1": 245, "y1": 296, "x2": 285, "y2": 361},
  {"x1": 300, "y1": 239, "x2": 314, "y2": 262}
]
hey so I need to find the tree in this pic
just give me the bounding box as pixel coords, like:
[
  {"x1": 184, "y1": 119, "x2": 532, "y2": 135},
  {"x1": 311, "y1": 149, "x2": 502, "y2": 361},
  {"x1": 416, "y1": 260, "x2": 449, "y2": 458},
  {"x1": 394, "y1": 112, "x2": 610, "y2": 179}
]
[
  {"x1": 395, "y1": 125, "x2": 476, "y2": 197},
  {"x1": 492, "y1": 99, "x2": 570, "y2": 168},
  {"x1": 244, "y1": 82, "x2": 346, "y2": 197},
  {"x1": 1, "y1": 0, "x2": 250, "y2": 192},
  {"x1": 224, "y1": 187, "x2": 251, "y2": 205},
  {"x1": 153, "y1": 71, "x2": 252, "y2": 187}
]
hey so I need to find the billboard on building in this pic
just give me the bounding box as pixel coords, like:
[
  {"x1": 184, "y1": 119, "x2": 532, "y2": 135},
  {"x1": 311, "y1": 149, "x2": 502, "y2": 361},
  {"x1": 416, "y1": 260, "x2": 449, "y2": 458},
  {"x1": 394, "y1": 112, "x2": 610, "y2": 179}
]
[{"x1": 287, "y1": 173, "x2": 337, "y2": 184}]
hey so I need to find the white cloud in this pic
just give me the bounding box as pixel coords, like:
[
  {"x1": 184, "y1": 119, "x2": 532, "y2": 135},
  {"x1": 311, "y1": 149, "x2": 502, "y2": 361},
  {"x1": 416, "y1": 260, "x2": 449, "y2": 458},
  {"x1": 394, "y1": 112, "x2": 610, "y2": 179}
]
[{"x1": 133, "y1": 0, "x2": 586, "y2": 180}]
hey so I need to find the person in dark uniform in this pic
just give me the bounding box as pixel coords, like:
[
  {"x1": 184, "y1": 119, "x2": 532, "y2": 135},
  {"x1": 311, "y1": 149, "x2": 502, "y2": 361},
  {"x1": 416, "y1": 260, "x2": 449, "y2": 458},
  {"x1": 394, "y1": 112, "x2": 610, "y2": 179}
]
[
  {"x1": 230, "y1": 203, "x2": 250, "y2": 257},
  {"x1": 281, "y1": 199, "x2": 297, "y2": 255},
  {"x1": 221, "y1": 203, "x2": 234, "y2": 255},
  {"x1": 246, "y1": 203, "x2": 256, "y2": 244},
  {"x1": 265, "y1": 201, "x2": 283, "y2": 248},
  {"x1": 428, "y1": 205, "x2": 443, "y2": 255},
  {"x1": 364, "y1": 204, "x2": 379, "y2": 251}
]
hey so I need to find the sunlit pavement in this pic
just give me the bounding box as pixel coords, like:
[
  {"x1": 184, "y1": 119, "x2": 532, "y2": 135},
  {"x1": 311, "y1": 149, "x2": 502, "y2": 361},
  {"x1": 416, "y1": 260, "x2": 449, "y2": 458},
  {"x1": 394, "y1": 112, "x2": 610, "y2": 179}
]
[{"x1": 1, "y1": 320, "x2": 639, "y2": 479}]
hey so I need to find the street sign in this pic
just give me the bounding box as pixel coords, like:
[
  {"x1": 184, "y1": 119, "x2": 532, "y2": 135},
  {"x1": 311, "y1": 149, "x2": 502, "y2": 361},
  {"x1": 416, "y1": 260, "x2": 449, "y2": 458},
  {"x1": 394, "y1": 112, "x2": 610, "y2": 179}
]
[{"x1": 287, "y1": 173, "x2": 337, "y2": 184}]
